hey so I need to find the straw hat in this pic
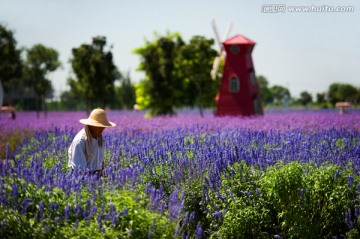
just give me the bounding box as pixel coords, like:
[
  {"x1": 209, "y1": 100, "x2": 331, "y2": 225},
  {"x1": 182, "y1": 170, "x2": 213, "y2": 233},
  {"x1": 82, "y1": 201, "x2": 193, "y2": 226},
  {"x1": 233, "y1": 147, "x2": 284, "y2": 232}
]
[{"x1": 79, "y1": 108, "x2": 116, "y2": 127}]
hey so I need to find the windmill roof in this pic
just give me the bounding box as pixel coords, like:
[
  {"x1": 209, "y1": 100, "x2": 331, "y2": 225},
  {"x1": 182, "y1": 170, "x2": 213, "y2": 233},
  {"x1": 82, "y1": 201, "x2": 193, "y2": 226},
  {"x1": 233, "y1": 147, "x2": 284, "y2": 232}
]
[{"x1": 223, "y1": 34, "x2": 256, "y2": 45}]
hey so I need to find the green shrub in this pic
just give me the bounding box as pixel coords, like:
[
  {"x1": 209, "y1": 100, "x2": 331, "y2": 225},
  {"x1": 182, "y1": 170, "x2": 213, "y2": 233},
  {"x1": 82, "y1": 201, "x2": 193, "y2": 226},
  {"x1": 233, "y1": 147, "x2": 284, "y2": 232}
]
[
  {"x1": 213, "y1": 162, "x2": 276, "y2": 238},
  {"x1": 214, "y1": 161, "x2": 359, "y2": 238},
  {"x1": 0, "y1": 177, "x2": 176, "y2": 238},
  {"x1": 260, "y1": 162, "x2": 357, "y2": 238}
]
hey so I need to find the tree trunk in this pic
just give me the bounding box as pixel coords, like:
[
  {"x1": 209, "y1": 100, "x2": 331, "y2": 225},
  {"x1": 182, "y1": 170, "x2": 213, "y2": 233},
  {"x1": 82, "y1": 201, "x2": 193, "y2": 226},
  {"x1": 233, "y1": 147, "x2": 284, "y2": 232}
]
[
  {"x1": 43, "y1": 96, "x2": 47, "y2": 119},
  {"x1": 36, "y1": 97, "x2": 40, "y2": 119},
  {"x1": 197, "y1": 81, "x2": 204, "y2": 117}
]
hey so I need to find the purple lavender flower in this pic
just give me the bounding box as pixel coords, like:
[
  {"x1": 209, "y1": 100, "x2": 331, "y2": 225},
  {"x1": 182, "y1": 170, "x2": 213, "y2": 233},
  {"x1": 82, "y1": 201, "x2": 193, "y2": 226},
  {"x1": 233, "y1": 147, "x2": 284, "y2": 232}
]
[
  {"x1": 64, "y1": 205, "x2": 71, "y2": 220},
  {"x1": 119, "y1": 207, "x2": 129, "y2": 216},
  {"x1": 74, "y1": 204, "x2": 82, "y2": 218},
  {"x1": 11, "y1": 184, "x2": 18, "y2": 198},
  {"x1": 111, "y1": 213, "x2": 118, "y2": 225},
  {"x1": 38, "y1": 201, "x2": 45, "y2": 220},
  {"x1": 189, "y1": 211, "x2": 195, "y2": 222},
  {"x1": 20, "y1": 198, "x2": 32, "y2": 215},
  {"x1": 49, "y1": 202, "x2": 59, "y2": 212},
  {"x1": 345, "y1": 209, "x2": 353, "y2": 229},
  {"x1": 2, "y1": 110, "x2": 360, "y2": 238},
  {"x1": 169, "y1": 188, "x2": 183, "y2": 219},
  {"x1": 355, "y1": 207, "x2": 360, "y2": 218},
  {"x1": 348, "y1": 176, "x2": 354, "y2": 187},
  {"x1": 97, "y1": 214, "x2": 102, "y2": 229},
  {"x1": 44, "y1": 225, "x2": 50, "y2": 232},
  {"x1": 74, "y1": 219, "x2": 79, "y2": 229},
  {"x1": 195, "y1": 221, "x2": 203, "y2": 239},
  {"x1": 211, "y1": 211, "x2": 223, "y2": 219},
  {"x1": 242, "y1": 191, "x2": 251, "y2": 196},
  {"x1": 89, "y1": 206, "x2": 97, "y2": 220}
]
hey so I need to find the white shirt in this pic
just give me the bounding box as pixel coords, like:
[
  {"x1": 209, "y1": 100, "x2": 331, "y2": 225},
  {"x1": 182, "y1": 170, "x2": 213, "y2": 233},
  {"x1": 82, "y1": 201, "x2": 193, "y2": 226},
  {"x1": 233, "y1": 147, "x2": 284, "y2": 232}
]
[{"x1": 68, "y1": 129, "x2": 104, "y2": 171}]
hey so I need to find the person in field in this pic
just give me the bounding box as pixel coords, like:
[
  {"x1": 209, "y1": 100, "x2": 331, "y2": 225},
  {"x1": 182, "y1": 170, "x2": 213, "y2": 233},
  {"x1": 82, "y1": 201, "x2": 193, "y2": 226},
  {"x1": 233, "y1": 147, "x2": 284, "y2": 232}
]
[{"x1": 68, "y1": 108, "x2": 116, "y2": 176}]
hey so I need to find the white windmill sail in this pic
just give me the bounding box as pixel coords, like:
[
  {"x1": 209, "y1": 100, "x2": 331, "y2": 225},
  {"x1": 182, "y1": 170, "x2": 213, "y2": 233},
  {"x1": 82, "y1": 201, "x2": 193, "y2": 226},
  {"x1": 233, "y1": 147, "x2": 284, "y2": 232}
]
[
  {"x1": 211, "y1": 56, "x2": 221, "y2": 80},
  {"x1": 0, "y1": 81, "x2": 3, "y2": 108},
  {"x1": 210, "y1": 20, "x2": 233, "y2": 80}
]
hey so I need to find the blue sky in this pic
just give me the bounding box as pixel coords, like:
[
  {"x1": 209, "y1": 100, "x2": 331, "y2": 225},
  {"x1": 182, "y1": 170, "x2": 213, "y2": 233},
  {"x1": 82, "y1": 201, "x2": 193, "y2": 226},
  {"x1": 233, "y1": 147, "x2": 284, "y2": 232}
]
[{"x1": 0, "y1": 0, "x2": 359, "y2": 99}]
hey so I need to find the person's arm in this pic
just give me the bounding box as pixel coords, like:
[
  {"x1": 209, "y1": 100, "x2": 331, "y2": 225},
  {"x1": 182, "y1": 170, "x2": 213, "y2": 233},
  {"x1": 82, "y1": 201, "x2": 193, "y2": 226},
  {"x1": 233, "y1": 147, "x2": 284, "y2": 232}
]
[{"x1": 68, "y1": 139, "x2": 87, "y2": 170}]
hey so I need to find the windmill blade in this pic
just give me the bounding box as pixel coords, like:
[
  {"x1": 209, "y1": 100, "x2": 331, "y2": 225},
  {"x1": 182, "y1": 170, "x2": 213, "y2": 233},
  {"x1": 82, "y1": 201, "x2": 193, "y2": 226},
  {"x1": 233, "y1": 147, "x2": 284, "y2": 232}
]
[
  {"x1": 223, "y1": 22, "x2": 233, "y2": 41},
  {"x1": 211, "y1": 19, "x2": 230, "y2": 80},
  {"x1": 211, "y1": 56, "x2": 221, "y2": 80},
  {"x1": 211, "y1": 19, "x2": 223, "y2": 52}
]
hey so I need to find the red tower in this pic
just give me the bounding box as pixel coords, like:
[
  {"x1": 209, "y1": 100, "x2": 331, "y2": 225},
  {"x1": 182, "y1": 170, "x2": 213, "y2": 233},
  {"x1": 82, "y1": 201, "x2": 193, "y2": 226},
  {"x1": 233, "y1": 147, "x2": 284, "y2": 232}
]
[{"x1": 215, "y1": 34, "x2": 263, "y2": 116}]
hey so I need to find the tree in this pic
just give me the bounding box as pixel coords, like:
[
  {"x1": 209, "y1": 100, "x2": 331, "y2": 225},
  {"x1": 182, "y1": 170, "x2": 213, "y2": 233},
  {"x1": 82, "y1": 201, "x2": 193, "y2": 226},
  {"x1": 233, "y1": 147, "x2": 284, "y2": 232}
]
[
  {"x1": 257, "y1": 75, "x2": 272, "y2": 105},
  {"x1": 68, "y1": 36, "x2": 120, "y2": 112},
  {"x1": 0, "y1": 24, "x2": 22, "y2": 103},
  {"x1": 24, "y1": 44, "x2": 60, "y2": 117},
  {"x1": 134, "y1": 80, "x2": 151, "y2": 110},
  {"x1": 327, "y1": 83, "x2": 359, "y2": 106},
  {"x1": 269, "y1": 85, "x2": 291, "y2": 106},
  {"x1": 299, "y1": 91, "x2": 313, "y2": 107},
  {"x1": 315, "y1": 92, "x2": 328, "y2": 108},
  {"x1": 176, "y1": 36, "x2": 218, "y2": 116},
  {"x1": 316, "y1": 92, "x2": 326, "y2": 104},
  {"x1": 134, "y1": 32, "x2": 184, "y2": 116},
  {"x1": 60, "y1": 90, "x2": 85, "y2": 110},
  {"x1": 115, "y1": 71, "x2": 136, "y2": 109}
]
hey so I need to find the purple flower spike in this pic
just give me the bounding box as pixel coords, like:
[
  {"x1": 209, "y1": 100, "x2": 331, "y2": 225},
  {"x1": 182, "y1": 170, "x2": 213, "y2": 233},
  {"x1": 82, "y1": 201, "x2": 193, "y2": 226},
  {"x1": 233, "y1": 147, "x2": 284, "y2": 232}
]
[
  {"x1": 195, "y1": 221, "x2": 203, "y2": 239},
  {"x1": 348, "y1": 176, "x2": 354, "y2": 187}
]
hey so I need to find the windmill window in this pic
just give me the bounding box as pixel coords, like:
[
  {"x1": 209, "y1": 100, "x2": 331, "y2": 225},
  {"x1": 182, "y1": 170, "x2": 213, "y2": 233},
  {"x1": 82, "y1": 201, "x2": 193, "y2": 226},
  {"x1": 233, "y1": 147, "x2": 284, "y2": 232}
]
[
  {"x1": 230, "y1": 45, "x2": 240, "y2": 55},
  {"x1": 250, "y1": 71, "x2": 257, "y2": 86},
  {"x1": 229, "y1": 76, "x2": 240, "y2": 92}
]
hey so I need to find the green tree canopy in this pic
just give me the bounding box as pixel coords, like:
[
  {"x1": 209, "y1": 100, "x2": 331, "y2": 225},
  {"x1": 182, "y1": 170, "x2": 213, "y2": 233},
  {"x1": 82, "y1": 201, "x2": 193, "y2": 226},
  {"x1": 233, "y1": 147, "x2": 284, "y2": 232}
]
[
  {"x1": 60, "y1": 90, "x2": 82, "y2": 110},
  {"x1": 24, "y1": 44, "x2": 60, "y2": 116},
  {"x1": 133, "y1": 32, "x2": 184, "y2": 116},
  {"x1": 299, "y1": 91, "x2": 313, "y2": 106},
  {"x1": 115, "y1": 71, "x2": 136, "y2": 110},
  {"x1": 134, "y1": 80, "x2": 151, "y2": 110},
  {"x1": 0, "y1": 24, "x2": 22, "y2": 96},
  {"x1": 68, "y1": 36, "x2": 120, "y2": 112},
  {"x1": 327, "y1": 83, "x2": 359, "y2": 105},
  {"x1": 176, "y1": 35, "x2": 218, "y2": 116},
  {"x1": 257, "y1": 75, "x2": 272, "y2": 105},
  {"x1": 134, "y1": 32, "x2": 219, "y2": 116},
  {"x1": 316, "y1": 92, "x2": 326, "y2": 104},
  {"x1": 269, "y1": 85, "x2": 291, "y2": 106}
]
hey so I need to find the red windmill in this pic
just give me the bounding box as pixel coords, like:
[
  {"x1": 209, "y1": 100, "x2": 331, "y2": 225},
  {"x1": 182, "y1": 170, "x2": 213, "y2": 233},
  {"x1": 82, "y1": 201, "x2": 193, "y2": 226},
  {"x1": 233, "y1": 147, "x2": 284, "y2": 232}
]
[{"x1": 211, "y1": 21, "x2": 263, "y2": 116}]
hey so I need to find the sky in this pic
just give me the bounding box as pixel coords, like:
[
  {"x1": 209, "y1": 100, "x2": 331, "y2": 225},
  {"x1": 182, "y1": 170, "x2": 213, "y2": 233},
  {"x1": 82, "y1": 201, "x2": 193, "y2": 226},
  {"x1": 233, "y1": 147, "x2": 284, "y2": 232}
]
[{"x1": 0, "y1": 0, "x2": 359, "y2": 99}]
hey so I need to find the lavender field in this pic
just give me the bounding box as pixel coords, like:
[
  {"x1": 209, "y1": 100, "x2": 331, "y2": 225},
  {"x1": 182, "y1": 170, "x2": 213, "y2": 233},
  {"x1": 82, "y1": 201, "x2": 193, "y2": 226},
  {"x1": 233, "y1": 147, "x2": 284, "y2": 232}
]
[{"x1": 1, "y1": 109, "x2": 360, "y2": 238}]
